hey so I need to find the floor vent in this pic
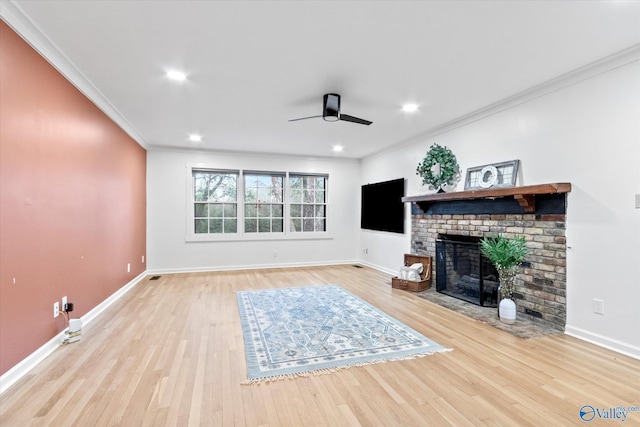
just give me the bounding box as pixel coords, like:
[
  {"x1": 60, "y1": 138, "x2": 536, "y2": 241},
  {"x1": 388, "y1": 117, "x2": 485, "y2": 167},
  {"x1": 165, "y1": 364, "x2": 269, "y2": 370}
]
[
  {"x1": 149, "y1": 275, "x2": 162, "y2": 281},
  {"x1": 352, "y1": 265, "x2": 364, "y2": 269}
]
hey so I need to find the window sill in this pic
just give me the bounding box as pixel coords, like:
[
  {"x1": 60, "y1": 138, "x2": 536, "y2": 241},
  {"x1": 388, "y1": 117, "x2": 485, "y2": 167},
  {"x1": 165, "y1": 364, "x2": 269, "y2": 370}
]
[{"x1": 185, "y1": 232, "x2": 334, "y2": 243}]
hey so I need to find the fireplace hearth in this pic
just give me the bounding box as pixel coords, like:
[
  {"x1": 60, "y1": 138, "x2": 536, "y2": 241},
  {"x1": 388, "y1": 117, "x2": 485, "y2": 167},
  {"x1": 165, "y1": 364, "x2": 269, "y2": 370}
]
[{"x1": 436, "y1": 235, "x2": 499, "y2": 307}]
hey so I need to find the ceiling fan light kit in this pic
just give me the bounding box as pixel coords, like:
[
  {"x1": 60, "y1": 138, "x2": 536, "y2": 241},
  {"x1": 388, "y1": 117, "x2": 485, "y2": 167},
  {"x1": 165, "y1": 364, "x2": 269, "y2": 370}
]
[{"x1": 290, "y1": 93, "x2": 372, "y2": 126}]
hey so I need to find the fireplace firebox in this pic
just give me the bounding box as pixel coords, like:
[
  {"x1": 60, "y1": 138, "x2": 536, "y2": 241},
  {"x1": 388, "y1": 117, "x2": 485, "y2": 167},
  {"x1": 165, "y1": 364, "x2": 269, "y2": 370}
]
[{"x1": 435, "y1": 235, "x2": 499, "y2": 307}]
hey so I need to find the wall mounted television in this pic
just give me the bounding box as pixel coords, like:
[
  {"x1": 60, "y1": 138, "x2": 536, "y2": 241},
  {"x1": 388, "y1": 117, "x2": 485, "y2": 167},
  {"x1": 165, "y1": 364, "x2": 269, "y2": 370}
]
[{"x1": 361, "y1": 178, "x2": 405, "y2": 234}]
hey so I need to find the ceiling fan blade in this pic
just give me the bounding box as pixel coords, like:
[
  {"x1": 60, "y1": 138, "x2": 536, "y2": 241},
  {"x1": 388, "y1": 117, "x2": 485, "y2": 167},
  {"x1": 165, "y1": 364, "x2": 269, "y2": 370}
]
[
  {"x1": 289, "y1": 94, "x2": 371, "y2": 125},
  {"x1": 339, "y1": 114, "x2": 372, "y2": 126},
  {"x1": 288, "y1": 115, "x2": 323, "y2": 122}
]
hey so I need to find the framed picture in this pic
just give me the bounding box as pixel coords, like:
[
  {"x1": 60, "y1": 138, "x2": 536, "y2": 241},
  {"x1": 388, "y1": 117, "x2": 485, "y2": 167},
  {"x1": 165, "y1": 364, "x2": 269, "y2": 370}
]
[{"x1": 464, "y1": 160, "x2": 520, "y2": 190}]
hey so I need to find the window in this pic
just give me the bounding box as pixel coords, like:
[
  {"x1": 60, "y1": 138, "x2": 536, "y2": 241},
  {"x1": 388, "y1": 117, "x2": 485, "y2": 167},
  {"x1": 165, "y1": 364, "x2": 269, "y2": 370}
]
[
  {"x1": 193, "y1": 170, "x2": 238, "y2": 234},
  {"x1": 290, "y1": 175, "x2": 326, "y2": 232},
  {"x1": 244, "y1": 173, "x2": 284, "y2": 233},
  {"x1": 188, "y1": 167, "x2": 328, "y2": 240}
]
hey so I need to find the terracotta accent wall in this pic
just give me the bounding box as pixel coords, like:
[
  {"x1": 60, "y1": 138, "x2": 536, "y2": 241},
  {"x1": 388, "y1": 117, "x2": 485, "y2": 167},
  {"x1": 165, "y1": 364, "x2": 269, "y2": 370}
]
[{"x1": 0, "y1": 22, "x2": 146, "y2": 376}]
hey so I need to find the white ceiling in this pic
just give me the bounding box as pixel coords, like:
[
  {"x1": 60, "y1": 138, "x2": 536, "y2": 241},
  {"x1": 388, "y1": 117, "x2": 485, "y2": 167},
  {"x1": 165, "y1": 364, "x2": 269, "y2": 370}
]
[{"x1": 4, "y1": 0, "x2": 640, "y2": 159}]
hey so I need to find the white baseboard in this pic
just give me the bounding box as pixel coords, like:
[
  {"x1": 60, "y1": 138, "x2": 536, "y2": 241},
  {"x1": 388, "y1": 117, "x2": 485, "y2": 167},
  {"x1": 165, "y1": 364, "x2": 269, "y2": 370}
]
[
  {"x1": 81, "y1": 271, "x2": 147, "y2": 327},
  {"x1": 0, "y1": 330, "x2": 67, "y2": 395},
  {"x1": 146, "y1": 259, "x2": 361, "y2": 275},
  {"x1": 362, "y1": 261, "x2": 640, "y2": 361},
  {"x1": 357, "y1": 260, "x2": 396, "y2": 277},
  {"x1": 565, "y1": 325, "x2": 640, "y2": 360},
  {"x1": 6, "y1": 268, "x2": 635, "y2": 396},
  {"x1": 363, "y1": 260, "x2": 640, "y2": 362},
  {"x1": 0, "y1": 271, "x2": 148, "y2": 395}
]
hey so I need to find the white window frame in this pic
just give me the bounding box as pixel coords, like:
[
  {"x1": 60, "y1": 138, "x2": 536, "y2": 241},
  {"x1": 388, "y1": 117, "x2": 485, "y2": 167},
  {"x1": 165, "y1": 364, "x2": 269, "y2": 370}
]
[
  {"x1": 192, "y1": 168, "x2": 239, "y2": 235},
  {"x1": 243, "y1": 171, "x2": 285, "y2": 234},
  {"x1": 185, "y1": 165, "x2": 331, "y2": 242},
  {"x1": 289, "y1": 173, "x2": 328, "y2": 233}
]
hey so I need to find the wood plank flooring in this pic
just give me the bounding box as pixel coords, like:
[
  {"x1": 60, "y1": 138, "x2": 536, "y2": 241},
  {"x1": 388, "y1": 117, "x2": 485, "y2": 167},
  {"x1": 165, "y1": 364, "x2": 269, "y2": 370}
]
[{"x1": 1, "y1": 265, "x2": 639, "y2": 426}]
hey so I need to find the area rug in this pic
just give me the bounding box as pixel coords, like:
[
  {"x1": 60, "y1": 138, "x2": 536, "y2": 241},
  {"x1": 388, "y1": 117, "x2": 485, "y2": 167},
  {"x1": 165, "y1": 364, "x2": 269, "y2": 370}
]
[{"x1": 236, "y1": 285, "x2": 451, "y2": 383}]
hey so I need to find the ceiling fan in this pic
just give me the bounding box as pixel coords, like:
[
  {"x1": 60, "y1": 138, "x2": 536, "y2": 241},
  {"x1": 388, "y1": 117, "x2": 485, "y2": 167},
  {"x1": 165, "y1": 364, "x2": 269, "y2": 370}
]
[{"x1": 289, "y1": 93, "x2": 372, "y2": 125}]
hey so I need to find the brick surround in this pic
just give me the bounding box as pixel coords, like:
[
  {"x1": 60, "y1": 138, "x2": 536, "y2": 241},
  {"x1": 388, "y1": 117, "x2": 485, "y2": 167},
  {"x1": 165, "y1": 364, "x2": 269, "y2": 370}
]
[{"x1": 411, "y1": 213, "x2": 567, "y2": 331}]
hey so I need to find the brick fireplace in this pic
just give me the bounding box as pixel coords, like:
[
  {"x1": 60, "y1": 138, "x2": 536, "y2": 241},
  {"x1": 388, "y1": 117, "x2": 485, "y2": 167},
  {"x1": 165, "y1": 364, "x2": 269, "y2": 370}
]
[{"x1": 403, "y1": 183, "x2": 571, "y2": 331}]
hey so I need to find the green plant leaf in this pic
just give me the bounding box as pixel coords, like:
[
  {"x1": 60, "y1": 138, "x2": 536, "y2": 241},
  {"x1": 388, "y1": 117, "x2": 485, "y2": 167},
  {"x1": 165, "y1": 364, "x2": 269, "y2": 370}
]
[{"x1": 480, "y1": 234, "x2": 528, "y2": 270}]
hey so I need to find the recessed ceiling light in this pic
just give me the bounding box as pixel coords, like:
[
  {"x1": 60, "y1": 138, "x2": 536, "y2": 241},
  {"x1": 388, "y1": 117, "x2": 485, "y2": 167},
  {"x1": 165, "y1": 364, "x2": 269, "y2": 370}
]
[
  {"x1": 402, "y1": 103, "x2": 419, "y2": 113},
  {"x1": 332, "y1": 145, "x2": 344, "y2": 152},
  {"x1": 166, "y1": 70, "x2": 187, "y2": 81},
  {"x1": 189, "y1": 134, "x2": 202, "y2": 142}
]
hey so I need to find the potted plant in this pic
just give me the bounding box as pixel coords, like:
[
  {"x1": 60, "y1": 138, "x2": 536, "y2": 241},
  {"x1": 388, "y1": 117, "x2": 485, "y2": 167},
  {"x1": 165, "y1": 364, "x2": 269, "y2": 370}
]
[{"x1": 479, "y1": 234, "x2": 528, "y2": 324}]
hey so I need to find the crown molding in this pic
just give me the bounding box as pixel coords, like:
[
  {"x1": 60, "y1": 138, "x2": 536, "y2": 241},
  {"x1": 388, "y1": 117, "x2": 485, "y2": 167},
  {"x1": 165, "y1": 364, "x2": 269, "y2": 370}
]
[
  {"x1": 367, "y1": 43, "x2": 640, "y2": 160},
  {"x1": 0, "y1": 0, "x2": 149, "y2": 149},
  {"x1": 3, "y1": 0, "x2": 638, "y2": 158}
]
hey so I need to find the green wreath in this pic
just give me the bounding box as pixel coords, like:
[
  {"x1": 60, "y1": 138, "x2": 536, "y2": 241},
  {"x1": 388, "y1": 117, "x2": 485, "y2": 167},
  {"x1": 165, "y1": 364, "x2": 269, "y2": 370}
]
[{"x1": 416, "y1": 143, "x2": 459, "y2": 190}]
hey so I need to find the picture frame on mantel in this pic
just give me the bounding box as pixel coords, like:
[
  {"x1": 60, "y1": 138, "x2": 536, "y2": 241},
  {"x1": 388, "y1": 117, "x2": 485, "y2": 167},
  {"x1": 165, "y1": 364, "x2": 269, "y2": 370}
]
[{"x1": 464, "y1": 160, "x2": 520, "y2": 190}]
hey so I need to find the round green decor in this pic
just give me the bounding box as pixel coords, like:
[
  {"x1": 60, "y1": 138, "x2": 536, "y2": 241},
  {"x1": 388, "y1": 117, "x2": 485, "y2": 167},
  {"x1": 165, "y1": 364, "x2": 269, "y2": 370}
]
[{"x1": 416, "y1": 143, "x2": 459, "y2": 190}]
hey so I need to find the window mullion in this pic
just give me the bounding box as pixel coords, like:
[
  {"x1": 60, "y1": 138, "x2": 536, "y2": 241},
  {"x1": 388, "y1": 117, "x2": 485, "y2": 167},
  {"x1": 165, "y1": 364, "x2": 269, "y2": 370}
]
[
  {"x1": 239, "y1": 170, "x2": 245, "y2": 235},
  {"x1": 284, "y1": 172, "x2": 290, "y2": 235}
]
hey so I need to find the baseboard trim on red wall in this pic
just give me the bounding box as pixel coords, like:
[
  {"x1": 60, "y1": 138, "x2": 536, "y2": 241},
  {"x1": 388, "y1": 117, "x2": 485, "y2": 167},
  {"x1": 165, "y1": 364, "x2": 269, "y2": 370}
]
[{"x1": 0, "y1": 271, "x2": 148, "y2": 395}]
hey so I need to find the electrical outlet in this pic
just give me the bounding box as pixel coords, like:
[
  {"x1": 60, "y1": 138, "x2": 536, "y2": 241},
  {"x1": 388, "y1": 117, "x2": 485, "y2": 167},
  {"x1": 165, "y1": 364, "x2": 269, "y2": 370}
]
[
  {"x1": 593, "y1": 299, "x2": 604, "y2": 315},
  {"x1": 53, "y1": 302, "x2": 59, "y2": 318},
  {"x1": 142, "y1": 255, "x2": 145, "y2": 263},
  {"x1": 62, "y1": 296, "x2": 67, "y2": 312},
  {"x1": 127, "y1": 263, "x2": 131, "y2": 273},
  {"x1": 363, "y1": 248, "x2": 368, "y2": 254}
]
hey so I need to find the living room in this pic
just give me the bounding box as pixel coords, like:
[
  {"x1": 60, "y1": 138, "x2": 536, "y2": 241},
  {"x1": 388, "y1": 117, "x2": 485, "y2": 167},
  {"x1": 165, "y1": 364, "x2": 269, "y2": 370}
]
[{"x1": 1, "y1": 1, "x2": 639, "y2": 425}]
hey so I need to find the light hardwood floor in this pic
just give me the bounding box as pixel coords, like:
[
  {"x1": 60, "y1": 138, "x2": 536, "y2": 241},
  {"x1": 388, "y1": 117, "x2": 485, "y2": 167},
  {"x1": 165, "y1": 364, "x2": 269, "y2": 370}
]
[{"x1": 1, "y1": 265, "x2": 639, "y2": 426}]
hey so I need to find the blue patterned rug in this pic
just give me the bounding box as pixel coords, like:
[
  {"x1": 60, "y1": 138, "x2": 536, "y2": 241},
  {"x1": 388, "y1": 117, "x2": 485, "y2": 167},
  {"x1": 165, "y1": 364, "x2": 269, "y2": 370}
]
[{"x1": 236, "y1": 285, "x2": 451, "y2": 383}]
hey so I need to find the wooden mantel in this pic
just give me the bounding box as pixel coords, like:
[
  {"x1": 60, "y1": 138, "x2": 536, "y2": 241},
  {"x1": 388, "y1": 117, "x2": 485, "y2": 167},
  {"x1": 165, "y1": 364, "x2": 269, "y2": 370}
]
[{"x1": 402, "y1": 183, "x2": 571, "y2": 213}]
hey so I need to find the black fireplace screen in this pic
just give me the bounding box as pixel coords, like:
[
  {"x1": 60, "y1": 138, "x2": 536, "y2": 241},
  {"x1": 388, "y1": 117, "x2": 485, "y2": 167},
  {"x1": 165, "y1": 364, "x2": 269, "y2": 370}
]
[{"x1": 436, "y1": 236, "x2": 499, "y2": 307}]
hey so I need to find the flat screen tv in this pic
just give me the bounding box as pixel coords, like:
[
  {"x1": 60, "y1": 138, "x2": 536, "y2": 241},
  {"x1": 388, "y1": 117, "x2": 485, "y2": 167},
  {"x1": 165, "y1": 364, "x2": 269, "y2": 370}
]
[{"x1": 361, "y1": 178, "x2": 405, "y2": 234}]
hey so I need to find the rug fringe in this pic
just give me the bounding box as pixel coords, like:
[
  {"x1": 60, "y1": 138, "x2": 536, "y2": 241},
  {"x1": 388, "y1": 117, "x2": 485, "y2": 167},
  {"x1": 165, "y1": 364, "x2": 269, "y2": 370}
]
[{"x1": 241, "y1": 348, "x2": 453, "y2": 385}]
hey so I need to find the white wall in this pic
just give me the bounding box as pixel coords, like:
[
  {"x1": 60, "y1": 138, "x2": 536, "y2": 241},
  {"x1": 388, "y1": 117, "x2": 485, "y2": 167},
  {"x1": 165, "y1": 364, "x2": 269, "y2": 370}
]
[
  {"x1": 147, "y1": 150, "x2": 361, "y2": 272},
  {"x1": 359, "y1": 58, "x2": 640, "y2": 358},
  {"x1": 359, "y1": 150, "x2": 417, "y2": 274},
  {"x1": 147, "y1": 56, "x2": 639, "y2": 358}
]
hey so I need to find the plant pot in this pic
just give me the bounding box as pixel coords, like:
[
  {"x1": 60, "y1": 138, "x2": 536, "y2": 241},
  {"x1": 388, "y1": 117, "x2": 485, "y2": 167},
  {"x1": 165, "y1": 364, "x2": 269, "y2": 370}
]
[
  {"x1": 499, "y1": 298, "x2": 517, "y2": 324},
  {"x1": 496, "y1": 266, "x2": 517, "y2": 318}
]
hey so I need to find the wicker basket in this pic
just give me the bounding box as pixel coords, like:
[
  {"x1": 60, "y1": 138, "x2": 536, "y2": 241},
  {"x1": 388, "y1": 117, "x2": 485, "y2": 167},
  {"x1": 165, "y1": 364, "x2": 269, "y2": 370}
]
[{"x1": 391, "y1": 254, "x2": 432, "y2": 292}]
